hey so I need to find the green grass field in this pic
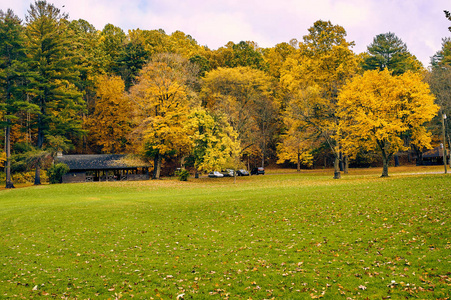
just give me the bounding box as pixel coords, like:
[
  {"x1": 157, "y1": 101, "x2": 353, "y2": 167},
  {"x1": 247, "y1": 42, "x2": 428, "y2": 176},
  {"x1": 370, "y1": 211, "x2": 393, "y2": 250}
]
[{"x1": 0, "y1": 166, "x2": 450, "y2": 299}]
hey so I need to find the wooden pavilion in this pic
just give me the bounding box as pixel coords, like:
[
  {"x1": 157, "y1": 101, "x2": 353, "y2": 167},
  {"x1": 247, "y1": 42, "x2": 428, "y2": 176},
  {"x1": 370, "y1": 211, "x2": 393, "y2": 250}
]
[
  {"x1": 56, "y1": 154, "x2": 150, "y2": 183},
  {"x1": 418, "y1": 145, "x2": 449, "y2": 165}
]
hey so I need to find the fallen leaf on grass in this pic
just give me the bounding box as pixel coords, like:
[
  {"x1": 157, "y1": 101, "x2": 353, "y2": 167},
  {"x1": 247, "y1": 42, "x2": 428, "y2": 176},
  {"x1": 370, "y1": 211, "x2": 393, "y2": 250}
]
[{"x1": 176, "y1": 293, "x2": 185, "y2": 299}]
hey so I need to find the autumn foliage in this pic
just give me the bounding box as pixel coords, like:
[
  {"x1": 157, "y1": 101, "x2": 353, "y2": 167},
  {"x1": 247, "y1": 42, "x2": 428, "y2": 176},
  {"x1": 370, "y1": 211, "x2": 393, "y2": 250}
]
[
  {"x1": 338, "y1": 69, "x2": 439, "y2": 176},
  {"x1": 0, "y1": 1, "x2": 448, "y2": 183},
  {"x1": 85, "y1": 75, "x2": 131, "y2": 154}
]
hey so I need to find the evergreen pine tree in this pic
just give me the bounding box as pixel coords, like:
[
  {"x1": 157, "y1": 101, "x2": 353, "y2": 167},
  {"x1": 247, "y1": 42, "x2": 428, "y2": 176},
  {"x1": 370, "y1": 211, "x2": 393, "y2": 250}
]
[
  {"x1": 0, "y1": 9, "x2": 29, "y2": 188},
  {"x1": 25, "y1": 0, "x2": 84, "y2": 185}
]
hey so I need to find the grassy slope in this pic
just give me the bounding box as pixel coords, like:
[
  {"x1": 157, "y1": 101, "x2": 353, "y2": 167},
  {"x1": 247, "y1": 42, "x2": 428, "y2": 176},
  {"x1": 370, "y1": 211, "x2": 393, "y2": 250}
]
[{"x1": 0, "y1": 168, "x2": 450, "y2": 299}]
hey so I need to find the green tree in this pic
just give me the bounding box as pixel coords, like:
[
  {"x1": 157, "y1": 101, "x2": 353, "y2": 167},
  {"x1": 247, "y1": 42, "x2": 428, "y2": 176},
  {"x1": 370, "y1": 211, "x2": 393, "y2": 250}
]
[
  {"x1": 68, "y1": 19, "x2": 108, "y2": 152},
  {"x1": 228, "y1": 41, "x2": 268, "y2": 70},
  {"x1": 0, "y1": 9, "x2": 30, "y2": 188},
  {"x1": 25, "y1": 0, "x2": 84, "y2": 184},
  {"x1": 362, "y1": 32, "x2": 422, "y2": 75},
  {"x1": 69, "y1": 19, "x2": 105, "y2": 78},
  {"x1": 425, "y1": 65, "x2": 451, "y2": 156},
  {"x1": 116, "y1": 35, "x2": 150, "y2": 90},
  {"x1": 47, "y1": 162, "x2": 69, "y2": 183},
  {"x1": 445, "y1": 10, "x2": 451, "y2": 32},
  {"x1": 431, "y1": 38, "x2": 451, "y2": 67},
  {"x1": 211, "y1": 41, "x2": 268, "y2": 70},
  {"x1": 189, "y1": 54, "x2": 211, "y2": 77},
  {"x1": 69, "y1": 19, "x2": 106, "y2": 98},
  {"x1": 100, "y1": 23, "x2": 126, "y2": 73}
]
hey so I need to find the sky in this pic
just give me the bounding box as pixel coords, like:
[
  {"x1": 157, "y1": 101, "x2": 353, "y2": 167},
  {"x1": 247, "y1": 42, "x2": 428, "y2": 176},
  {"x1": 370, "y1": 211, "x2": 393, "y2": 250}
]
[{"x1": 1, "y1": 0, "x2": 450, "y2": 67}]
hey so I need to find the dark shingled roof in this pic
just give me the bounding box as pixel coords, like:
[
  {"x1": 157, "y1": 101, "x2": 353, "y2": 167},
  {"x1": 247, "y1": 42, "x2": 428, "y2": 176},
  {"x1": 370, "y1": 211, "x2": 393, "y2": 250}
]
[
  {"x1": 56, "y1": 154, "x2": 149, "y2": 171},
  {"x1": 422, "y1": 146, "x2": 444, "y2": 159}
]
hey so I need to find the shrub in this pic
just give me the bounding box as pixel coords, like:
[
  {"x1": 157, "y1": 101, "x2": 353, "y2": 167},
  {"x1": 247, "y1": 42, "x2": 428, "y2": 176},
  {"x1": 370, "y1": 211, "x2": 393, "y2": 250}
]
[
  {"x1": 14, "y1": 172, "x2": 31, "y2": 184},
  {"x1": 11, "y1": 171, "x2": 49, "y2": 184},
  {"x1": 47, "y1": 163, "x2": 70, "y2": 184},
  {"x1": 175, "y1": 168, "x2": 190, "y2": 181}
]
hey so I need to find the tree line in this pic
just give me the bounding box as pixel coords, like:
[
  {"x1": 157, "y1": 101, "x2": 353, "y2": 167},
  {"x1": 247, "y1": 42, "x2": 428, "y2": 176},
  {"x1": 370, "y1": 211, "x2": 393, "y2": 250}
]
[{"x1": 1, "y1": 1, "x2": 450, "y2": 187}]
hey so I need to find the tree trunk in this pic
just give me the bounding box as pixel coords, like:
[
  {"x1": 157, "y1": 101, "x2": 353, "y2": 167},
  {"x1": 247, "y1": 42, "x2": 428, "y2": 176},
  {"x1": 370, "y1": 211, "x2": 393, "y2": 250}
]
[
  {"x1": 153, "y1": 152, "x2": 162, "y2": 179},
  {"x1": 381, "y1": 155, "x2": 389, "y2": 177},
  {"x1": 5, "y1": 123, "x2": 14, "y2": 189},
  {"x1": 442, "y1": 114, "x2": 448, "y2": 173},
  {"x1": 376, "y1": 140, "x2": 390, "y2": 177},
  {"x1": 34, "y1": 115, "x2": 45, "y2": 185},
  {"x1": 34, "y1": 164, "x2": 41, "y2": 185},
  {"x1": 297, "y1": 151, "x2": 301, "y2": 172},
  {"x1": 344, "y1": 155, "x2": 349, "y2": 174},
  {"x1": 394, "y1": 155, "x2": 399, "y2": 167},
  {"x1": 447, "y1": 132, "x2": 451, "y2": 168},
  {"x1": 380, "y1": 149, "x2": 390, "y2": 177},
  {"x1": 413, "y1": 145, "x2": 423, "y2": 165},
  {"x1": 181, "y1": 155, "x2": 186, "y2": 168},
  {"x1": 333, "y1": 155, "x2": 341, "y2": 179},
  {"x1": 339, "y1": 152, "x2": 344, "y2": 171}
]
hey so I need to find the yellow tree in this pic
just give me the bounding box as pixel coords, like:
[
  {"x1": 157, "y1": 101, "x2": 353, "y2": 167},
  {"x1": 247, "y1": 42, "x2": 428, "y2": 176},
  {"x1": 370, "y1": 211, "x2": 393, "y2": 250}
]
[
  {"x1": 277, "y1": 91, "x2": 319, "y2": 171},
  {"x1": 337, "y1": 69, "x2": 439, "y2": 177},
  {"x1": 129, "y1": 53, "x2": 198, "y2": 179},
  {"x1": 263, "y1": 42, "x2": 296, "y2": 80},
  {"x1": 187, "y1": 108, "x2": 241, "y2": 174},
  {"x1": 280, "y1": 20, "x2": 361, "y2": 178},
  {"x1": 85, "y1": 75, "x2": 131, "y2": 153},
  {"x1": 201, "y1": 66, "x2": 276, "y2": 167},
  {"x1": 167, "y1": 30, "x2": 203, "y2": 59},
  {"x1": 0, "y1": 151, "x2": 6, "y2": 166},
  {"x1": 276, "y1": 119, "x2": 315, "y2": 172}
]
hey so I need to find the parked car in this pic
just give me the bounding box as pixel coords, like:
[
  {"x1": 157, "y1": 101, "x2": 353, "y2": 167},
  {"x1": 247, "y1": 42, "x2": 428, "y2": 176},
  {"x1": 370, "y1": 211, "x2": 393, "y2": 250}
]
[
  {"x1": 251, "y1": 167, "x2": 265, "y2": 175},
  {"x1": 221, "y1": 169, "x2": 234, "y2": 177},
  {"x1": 208, "y1": 171, "x2": 224, "y2": 178},
  {"x1": 236, "y1": 169, "x2": 249, "y2": 176}
]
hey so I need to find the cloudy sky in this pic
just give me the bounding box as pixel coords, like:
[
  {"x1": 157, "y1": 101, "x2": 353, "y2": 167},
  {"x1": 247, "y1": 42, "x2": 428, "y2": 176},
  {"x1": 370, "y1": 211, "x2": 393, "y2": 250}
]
[{"x1": 2, "y1": 0, "x2": 450, "y2": 67}]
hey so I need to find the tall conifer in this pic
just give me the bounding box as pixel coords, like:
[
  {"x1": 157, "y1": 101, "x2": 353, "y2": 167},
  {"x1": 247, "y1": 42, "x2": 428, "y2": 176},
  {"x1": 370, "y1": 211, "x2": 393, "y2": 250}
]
[
  {"x1": 25, "y1": 1, "x2": 84, "y2": 184},
  {"x1": 0, "y1": 9, "x2": 28, "y2": 188}
]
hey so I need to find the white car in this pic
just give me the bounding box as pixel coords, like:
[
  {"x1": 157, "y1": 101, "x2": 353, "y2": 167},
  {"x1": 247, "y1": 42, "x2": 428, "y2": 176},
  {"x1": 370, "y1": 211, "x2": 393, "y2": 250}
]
[
  {"x1": 208, "y1": 171, "x2": 224, "y2": 178},
  {"x1": 221, "y1": 169, "x2": 235, "y2": 177}
]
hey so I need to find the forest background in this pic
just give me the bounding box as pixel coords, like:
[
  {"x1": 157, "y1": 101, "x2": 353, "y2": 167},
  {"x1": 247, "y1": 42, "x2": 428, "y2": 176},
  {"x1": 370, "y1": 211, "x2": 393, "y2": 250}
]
[{"x1": 1, "y1": 0, "x2": 450, "y2": 186}]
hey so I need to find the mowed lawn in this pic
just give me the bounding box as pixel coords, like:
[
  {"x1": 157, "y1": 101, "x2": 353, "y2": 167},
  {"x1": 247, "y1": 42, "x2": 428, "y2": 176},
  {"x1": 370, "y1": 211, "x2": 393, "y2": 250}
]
[{"x1": 0, "y1": 167, "x2": 450, "y2": 299}]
